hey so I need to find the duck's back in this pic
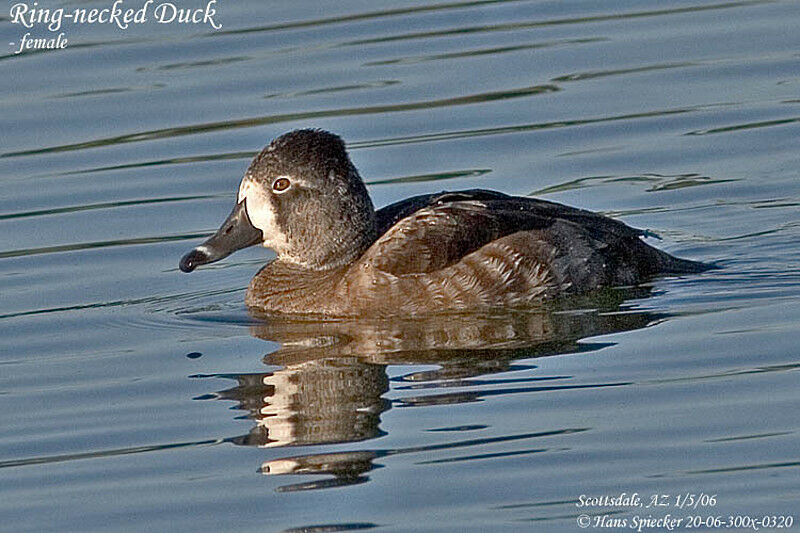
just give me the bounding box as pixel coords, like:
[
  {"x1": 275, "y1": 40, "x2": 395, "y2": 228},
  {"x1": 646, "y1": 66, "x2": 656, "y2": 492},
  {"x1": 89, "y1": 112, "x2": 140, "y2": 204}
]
[{"x1": 341, "y1": 190, "x2": 706, "y2": 314}]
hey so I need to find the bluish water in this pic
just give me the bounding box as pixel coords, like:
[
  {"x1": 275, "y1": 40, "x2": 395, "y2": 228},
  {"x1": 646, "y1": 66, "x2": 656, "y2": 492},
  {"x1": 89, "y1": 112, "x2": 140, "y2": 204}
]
[{"x1": 1, "y1": 1, "x2": 800, "y2": 531}]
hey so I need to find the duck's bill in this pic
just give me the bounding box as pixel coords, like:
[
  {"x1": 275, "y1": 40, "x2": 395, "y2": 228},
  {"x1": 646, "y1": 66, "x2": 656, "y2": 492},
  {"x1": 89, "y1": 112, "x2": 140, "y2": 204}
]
[{"x1": 179, "y1": 199, "x2": 263, "y2": 273}]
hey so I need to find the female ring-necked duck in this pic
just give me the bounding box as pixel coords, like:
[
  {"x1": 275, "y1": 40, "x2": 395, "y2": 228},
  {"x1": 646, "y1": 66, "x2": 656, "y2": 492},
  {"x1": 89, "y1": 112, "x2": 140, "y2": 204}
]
[{"x1": 180, "y1": 129, "x2": 708, "y2": 316}]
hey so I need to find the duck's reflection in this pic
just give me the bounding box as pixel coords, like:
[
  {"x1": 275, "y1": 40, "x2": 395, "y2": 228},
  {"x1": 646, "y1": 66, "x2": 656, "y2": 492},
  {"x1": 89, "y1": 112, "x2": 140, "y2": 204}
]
[
  {"x1": 260, "y1": 451, "x2": 379, "y2": 491},
  {"x1": 221, "y1": 358, "x2": 389, "y2": 448},
  {"x1": 199, "y1": 288, "x2": 661, "y2": 491}
]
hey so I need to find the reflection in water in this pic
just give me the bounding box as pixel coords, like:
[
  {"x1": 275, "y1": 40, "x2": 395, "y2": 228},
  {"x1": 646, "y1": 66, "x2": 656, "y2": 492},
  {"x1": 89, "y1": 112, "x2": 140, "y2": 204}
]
[
  {"x1": 220, "y1": 359, "x2": 389, "y2": 448},
  {"x1": 263, "y1": 451, "x2": 379, "y2": 492},
  {"x1": 198, "y1": 288, "x2": 662, "y2": 491}
]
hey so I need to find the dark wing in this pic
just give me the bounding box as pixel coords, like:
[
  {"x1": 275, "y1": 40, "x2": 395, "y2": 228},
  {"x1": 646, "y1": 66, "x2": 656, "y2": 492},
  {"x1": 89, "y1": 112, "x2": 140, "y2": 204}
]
[
  {"x1": 374, "y1": 189, "x2": 512, "y2": 236},
  {"x1": 369, "y1": 189, "x2": 639, "y2": 277}
]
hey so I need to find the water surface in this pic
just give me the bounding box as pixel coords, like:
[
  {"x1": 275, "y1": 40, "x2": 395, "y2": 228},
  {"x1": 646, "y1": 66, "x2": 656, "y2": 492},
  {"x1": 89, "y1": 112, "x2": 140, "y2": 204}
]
[{"x1": 1, "y1": 1, "x2": 800, "y2": 531}]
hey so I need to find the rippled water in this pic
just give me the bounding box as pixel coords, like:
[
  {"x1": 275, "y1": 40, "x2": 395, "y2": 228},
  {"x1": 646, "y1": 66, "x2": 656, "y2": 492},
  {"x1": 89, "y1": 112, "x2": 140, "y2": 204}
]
[{"x1": 2, "y1": 1, "x2": 800, "y2": 531}]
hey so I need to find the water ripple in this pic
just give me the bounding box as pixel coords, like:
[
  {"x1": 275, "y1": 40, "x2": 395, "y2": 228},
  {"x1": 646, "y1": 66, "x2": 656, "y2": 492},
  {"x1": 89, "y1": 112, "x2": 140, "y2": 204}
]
[
  {"x1": 686, "y1": 116, "x2": 800, "y2": 135},
  {"x1": 687, "y1": 459, "x2": 800, "y2": 475},
  {"x1": 0, "y1": 437, "x2": 222, "y2": 470},
  {"x1": 365, "y1": 38, "x2": 604, "y2": 66},
  {"x1": 352, "y1": 107, "x2": 696, "y2": 149},
  {"x1": 0, "y1": 194, "x2": 220, "y2": 221},
  {"x1": 396, "y1": 382, "x2": 630, "y2": 407},
  {"x1": 533, "y1": 173, "x2": 740, "y2": 195},
  {"x1": 344, "y1": 1, "x2": 768, "y2": 46},
  {"x1": 213, "y1": 0, "x2": 527, "y2": 36},
  {"x1": 0, "y1": 287, "x2": 243, "y2": 321},
  {"x1": 705, "y1": 431, "x2": 793, "y2": 443},
  {"x1": 552, "y1": 62, "x2": 696, "y2": 82},
  {"x1": 649, "y1": 362, "x2": 800, "y2": 385},
  {"x1": 264, "y1": 80, "x2": 401, "y2": 99},
  {"x1": 0, "y1": 232, "x2": 210, "y2": 259},
  {"x1": 0, "y1": 85, "x2": 559, "y2": 159},
  {"x1": 417, "y1": 447, "x2": 547, "y2": 464},
  {"x1": 52, "y1": 151, "x2": 255, "y2": 178},
  {"x1": 136, "y1": 55, "x2": 251, "y2": 72},
  {"x1": 367, "y1": 168, "x2": 491, "y2": 186}
]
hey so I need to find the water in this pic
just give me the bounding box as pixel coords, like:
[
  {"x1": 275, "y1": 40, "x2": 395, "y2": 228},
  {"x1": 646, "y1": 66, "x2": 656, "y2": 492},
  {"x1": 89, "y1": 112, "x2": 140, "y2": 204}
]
[{"x1": 2, "y1": 0, "x2": 800, "y2": 531}]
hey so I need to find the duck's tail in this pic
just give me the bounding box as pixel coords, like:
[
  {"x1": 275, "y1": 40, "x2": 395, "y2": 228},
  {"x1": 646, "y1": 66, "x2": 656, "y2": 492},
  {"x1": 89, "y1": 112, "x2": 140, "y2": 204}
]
[{"x1": 647, "y1": 245, "x2": 715, "y2": 275}]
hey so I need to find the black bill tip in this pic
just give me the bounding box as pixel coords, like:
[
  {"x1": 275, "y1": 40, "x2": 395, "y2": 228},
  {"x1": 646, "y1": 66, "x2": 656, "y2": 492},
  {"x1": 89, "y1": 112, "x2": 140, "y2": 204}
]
[
  {"x1": 178, "y1": 199, "x2": 263, "y2": 274},
  {"x1": 179, "y1": 248, "x2": 209, "y2": 273}
]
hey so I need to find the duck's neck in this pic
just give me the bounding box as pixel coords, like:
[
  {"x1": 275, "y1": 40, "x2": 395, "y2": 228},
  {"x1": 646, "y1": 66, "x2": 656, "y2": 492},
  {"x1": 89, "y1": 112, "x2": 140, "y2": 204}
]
[{"x1": 246, "y1": 261, "x2": 350, "y2": 314}]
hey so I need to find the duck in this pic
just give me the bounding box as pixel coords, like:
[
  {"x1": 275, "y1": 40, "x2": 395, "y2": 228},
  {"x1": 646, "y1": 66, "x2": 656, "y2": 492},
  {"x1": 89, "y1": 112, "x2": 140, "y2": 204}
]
[{"x1": 179, "y1": 129, "x2": 708, "y2": 316}]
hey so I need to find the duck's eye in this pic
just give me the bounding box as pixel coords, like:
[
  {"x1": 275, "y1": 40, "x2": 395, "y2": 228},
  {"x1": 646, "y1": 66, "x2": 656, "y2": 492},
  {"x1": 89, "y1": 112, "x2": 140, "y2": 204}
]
[{"x1": 272, "y1": 177, "x2": 291, "y2": 193}]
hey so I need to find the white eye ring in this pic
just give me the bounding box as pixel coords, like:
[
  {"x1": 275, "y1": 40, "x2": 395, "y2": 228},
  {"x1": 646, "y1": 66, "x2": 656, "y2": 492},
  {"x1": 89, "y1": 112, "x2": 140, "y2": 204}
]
[{"x1": 272, "y1": 176, "x2": 291, "y2": 193}]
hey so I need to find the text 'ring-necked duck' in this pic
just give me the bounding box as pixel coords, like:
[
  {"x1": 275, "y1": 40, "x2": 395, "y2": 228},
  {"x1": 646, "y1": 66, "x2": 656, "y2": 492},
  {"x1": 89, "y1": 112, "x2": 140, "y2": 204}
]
[{"x1": 179, "y1": 129, "x2": 709, "y2": 316}]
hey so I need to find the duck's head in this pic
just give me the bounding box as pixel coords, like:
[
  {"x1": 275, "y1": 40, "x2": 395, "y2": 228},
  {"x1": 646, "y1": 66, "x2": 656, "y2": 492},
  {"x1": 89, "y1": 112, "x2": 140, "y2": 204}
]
[{"x1": 179, "y1": 129, "x2": 377, "y2": 273}]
